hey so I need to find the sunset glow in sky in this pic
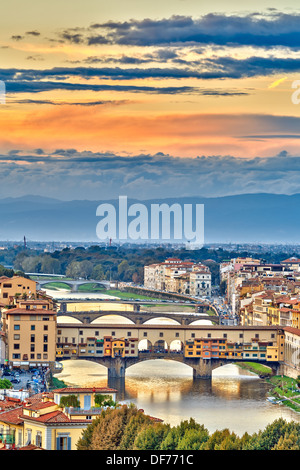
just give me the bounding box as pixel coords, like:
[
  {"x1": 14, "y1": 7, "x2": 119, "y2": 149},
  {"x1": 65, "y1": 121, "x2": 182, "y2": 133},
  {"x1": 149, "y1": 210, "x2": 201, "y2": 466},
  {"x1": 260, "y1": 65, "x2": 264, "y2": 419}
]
[{"x1": 1, "y1": 0, "x2": 300, "y2": 200}]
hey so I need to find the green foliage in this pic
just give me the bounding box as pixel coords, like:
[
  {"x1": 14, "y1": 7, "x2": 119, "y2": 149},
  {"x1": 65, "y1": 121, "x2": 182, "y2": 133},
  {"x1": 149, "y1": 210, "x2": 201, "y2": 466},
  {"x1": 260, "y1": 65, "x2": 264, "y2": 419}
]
[
  {"x1": 76, "y1": 406, "x2": 300, "y2": 451},
  {"x1": 59, "y1": 394, "x2": 80, "y2": 408},
  {"x1": 0, "y1": 243, "x2": 298, "y2": 285},
  {"x1": 0, "y1": 378, "x2": 12, "y2": 389},
  {"x1": 94, "y1": 394, "x2": 117, "y2": 407}
]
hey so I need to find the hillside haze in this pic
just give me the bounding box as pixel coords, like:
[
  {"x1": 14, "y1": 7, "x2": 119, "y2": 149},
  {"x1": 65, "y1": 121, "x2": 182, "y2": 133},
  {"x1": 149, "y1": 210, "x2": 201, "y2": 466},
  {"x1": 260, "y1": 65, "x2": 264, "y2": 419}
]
[{"x1": 0, "y1": 193, "x2": 298, "y2": 244}]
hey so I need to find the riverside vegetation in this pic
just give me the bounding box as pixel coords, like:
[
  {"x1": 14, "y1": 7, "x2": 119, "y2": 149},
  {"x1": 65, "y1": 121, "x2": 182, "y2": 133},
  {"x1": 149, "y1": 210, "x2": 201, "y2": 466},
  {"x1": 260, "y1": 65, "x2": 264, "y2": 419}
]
[{"x1": 76, "y1": 404, "x2": 300, "y2": 450}]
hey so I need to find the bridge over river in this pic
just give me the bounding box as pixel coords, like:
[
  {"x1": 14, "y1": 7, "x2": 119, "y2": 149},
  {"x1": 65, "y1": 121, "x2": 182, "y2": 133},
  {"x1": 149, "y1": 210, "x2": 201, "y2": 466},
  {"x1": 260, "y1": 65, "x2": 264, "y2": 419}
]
[
  {"x1": 57, "y1": 309, "x2": 220, "y2": 325},
  {"x1": 56, "y1": 324, "x2": 284, "y2": 379}
]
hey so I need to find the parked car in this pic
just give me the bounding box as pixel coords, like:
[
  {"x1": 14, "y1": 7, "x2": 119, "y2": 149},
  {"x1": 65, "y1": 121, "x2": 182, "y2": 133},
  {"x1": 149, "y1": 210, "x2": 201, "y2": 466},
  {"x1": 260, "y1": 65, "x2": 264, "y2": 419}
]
[{"x1": 11, "y1": 378, "x2": 20, "y2": 384}]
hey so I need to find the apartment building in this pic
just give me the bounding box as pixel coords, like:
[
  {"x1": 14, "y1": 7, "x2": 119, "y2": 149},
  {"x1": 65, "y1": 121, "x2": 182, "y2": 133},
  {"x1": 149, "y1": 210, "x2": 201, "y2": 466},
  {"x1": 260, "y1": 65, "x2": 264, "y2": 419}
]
[
  {"x1": 184, "y1": 330, "x2": 284, "y2": 363},
  {"x1": 0, "y1": 276, "x2": 37, "y2": 306},
  {"x1": 3, "y1": 306, "x2": 57, "y2": 369},
  {"x1": 144, "y1": 258, "x2": 211, "y2": 296}
]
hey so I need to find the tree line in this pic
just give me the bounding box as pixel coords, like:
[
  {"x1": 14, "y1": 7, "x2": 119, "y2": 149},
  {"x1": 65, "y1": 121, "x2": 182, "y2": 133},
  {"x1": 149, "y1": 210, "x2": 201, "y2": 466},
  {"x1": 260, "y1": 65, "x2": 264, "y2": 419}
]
[
  {"x1": 77, "y1": 405, "x2": 300, "y2": 450},
  {"x1": 0, "y1": 244, "x2": 298, "y2": 285}
]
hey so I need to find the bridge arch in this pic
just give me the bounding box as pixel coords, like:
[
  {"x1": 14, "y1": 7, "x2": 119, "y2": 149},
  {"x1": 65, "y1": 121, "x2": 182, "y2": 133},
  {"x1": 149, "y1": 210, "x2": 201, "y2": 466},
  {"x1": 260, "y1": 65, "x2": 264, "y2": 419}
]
[
  {"x1": 189, "y1": 319, "x2": 214, "y2": 326},
  {"x1": 57, "y1": 315, "x2": 83, "y2": 324},
  {"x1": 90, "y1": 314, "x2": 135, "y2": 325},
  {"x1": 40, "y1": 281, "x2": 73, "y2": 290},
  {"x1": 143, "y1": 317, "x2": 181, "y2": 326}
]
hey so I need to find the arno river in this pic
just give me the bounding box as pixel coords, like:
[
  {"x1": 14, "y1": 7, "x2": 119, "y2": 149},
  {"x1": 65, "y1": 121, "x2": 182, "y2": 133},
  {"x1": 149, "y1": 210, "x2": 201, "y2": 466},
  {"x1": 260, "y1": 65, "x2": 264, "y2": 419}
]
[{"x1": 50, "y1": 289, "x2": 300, "y2": 436}]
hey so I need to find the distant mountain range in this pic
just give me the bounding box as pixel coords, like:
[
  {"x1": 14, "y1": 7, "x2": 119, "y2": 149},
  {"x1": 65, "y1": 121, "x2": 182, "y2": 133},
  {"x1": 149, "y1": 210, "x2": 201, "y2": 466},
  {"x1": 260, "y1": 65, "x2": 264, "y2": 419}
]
[{"x1": 0, "y1": 193, "x2": 299, "y2": 244}]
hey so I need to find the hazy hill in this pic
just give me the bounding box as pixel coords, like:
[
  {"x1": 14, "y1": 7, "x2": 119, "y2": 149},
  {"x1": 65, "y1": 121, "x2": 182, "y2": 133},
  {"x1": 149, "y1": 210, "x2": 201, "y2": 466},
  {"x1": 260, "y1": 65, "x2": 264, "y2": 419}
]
[{"x1": 0, "y1": 193, "x2": 299, "y2": 243}]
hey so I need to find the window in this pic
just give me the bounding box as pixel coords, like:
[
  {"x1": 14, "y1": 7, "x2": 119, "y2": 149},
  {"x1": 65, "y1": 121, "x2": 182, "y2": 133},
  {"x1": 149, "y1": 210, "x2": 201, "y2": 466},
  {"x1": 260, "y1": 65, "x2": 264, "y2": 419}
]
[
  {"x1": 159, "y1": 332, "x2": 164, "y2": 337},
  {"x1": 44, "y1": 335, "x2": 48, "y2": 343},
  {"x1": 30, "y1": 334, "x2": 35, "y2": 343},
  {"x1": 14, "y1": 325, "x2": 20, "y2": 330},
  {"x1": 13, "y1": 344, "x2": 20, "y2": 350},
  {"x1": 31, "y1": 325, "x2": 35, "y2": 331},
  {"x1": 143, "y1": 332, "x2": 147, "y2": 337},
  {"x1": 56, "y1": 435, "x2": 71, "y2": 450},
  {"x1": 14, "y1": 334, "x2": 20, "y2": 340},
  {"x1": 43, "y1": 344, "x2": 48, "y2": 352},
  {"x1": 44, "y1": 325, "x2": 48, "y2": 331},
  {"x1": 36, "y1": 432, "x2": 42, "y2": 447},
  {"x1": 127, "y1": 332, "x2": 131, "y2": 337}
]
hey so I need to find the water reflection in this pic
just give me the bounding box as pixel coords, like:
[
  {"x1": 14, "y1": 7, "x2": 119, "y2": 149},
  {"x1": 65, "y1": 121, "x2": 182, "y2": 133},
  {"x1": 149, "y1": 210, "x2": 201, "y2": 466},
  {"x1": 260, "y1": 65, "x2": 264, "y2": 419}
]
[{"x1": 54, "y1": 359, "x2": 300, "y2": 435}]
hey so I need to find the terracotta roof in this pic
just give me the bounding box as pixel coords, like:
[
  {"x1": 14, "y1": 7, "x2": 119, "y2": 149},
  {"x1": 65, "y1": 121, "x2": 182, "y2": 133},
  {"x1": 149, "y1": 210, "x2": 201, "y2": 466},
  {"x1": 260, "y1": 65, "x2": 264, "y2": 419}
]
[
  {"x1": 0, "y1": 407, "x2": 24, "y2": 425},
  {"x1": 24, "y1": 401, "x2": 56, "y2": 411},
  {"x1": 284, "y1": 326, "x2": 300, "y2": 336},
  {"x1": 21, "y1": 410, "x2": 72, "y2": 424},
  {"x1": 4, "y1": 308, "x2": 56, "y2": 315}
]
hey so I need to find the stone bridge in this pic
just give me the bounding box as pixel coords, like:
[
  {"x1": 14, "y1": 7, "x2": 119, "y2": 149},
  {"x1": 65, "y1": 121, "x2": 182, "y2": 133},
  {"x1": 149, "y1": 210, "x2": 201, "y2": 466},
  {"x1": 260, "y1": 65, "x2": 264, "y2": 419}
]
[
  {"x1": 37, "y1": 279, "x2": 110, "y2": 292},
  {"x1": 59, "y1": 353, "x2": 283, "y2": 380},
  {"x1": 56, "y1": 310, "x2": 220, "y2": 325}
]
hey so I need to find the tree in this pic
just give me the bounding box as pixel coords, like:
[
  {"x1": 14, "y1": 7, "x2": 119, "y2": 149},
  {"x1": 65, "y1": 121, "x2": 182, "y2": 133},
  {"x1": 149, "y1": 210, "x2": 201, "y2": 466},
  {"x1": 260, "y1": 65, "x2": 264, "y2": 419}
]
[
  {"x1": 77, "y1": 405, "x2": 146, "y2": 450},
  {"x1": 41, "y1": 255, "x2": 62, "y2": 274},
  {"x1": 0, "y1": 379, "x2": 12, "y2": 389},
  {"x1": 92, "y1": 264, "x2": 105, "y2": 280},
  {"x1": 133, "y1": 422, "x2": 170, "y2": 450},
  {"x1": 177, "y1": 428, "x2": 209, "y2": 450},
  {"x1": 273, "y1": 432, "x2": 300, "y2": 450},
  {"x1": 65, "y1": 261, "x2": 82, "y2": 279}
]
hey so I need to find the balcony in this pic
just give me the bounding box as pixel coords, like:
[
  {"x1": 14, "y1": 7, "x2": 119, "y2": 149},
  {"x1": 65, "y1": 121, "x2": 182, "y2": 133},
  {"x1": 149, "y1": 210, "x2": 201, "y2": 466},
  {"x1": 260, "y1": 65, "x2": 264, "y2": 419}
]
[{"x1": 65, "y1": 407, "x2": 104, "y2": 416}]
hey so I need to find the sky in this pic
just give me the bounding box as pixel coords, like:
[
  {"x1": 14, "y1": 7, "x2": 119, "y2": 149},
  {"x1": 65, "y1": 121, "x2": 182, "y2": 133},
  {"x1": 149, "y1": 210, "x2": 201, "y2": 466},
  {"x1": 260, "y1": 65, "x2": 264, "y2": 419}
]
[{"x1": 1, "y1": 0, "x2": 300, "y2": 200}]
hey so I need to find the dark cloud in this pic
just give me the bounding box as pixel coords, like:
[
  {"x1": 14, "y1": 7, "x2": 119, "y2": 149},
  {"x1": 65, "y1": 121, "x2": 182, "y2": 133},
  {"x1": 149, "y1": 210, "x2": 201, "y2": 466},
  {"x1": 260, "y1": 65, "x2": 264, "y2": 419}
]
[
  {"x1": 1, "y1": 149, "x2": 300, "y2": 200},
  {"x1": 12, "y1": 98, "x2": 130, "y2": 107},
  {"x1": 25, "y1": 30, "x2": 40, "y2": 37},
  {"x1": 5, "y1": 79, "x2": 199, "y2": 95},
  {"x1": 3, "y1": 53, "x2": 300, "y2": 89},
  {"x1": 11, "y1": 35, "x2": 23, "y2": 41},
  {"x1": 61, "y1": 12, "x2": 300, "y2": 49}
]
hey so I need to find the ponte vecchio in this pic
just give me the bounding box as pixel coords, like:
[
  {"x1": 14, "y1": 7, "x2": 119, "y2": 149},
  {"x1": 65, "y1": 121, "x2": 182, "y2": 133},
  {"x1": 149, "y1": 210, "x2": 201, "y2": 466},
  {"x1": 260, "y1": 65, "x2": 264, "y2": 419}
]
[{"x1": 56, "y1": 322, "x2": 285, "y2": 380}]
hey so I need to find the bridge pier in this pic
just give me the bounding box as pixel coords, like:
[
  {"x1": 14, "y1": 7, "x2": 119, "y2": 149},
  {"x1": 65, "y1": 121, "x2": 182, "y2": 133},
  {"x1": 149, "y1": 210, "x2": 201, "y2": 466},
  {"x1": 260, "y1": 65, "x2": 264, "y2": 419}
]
[
  {"x1": 107, "y1": 357, "x2": 126, "y2": 379},
  {"x1": 188, "y1": 358, "x2": 213, "y2": 379}
]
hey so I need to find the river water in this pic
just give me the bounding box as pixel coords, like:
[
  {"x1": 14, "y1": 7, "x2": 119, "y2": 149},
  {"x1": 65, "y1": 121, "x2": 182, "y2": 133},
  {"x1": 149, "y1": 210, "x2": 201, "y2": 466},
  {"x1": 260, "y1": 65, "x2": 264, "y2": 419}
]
[{"x1": 49, "y1": 288, "x2": 300, "y2": 436}]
